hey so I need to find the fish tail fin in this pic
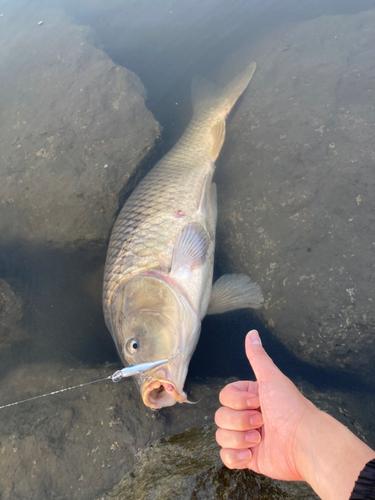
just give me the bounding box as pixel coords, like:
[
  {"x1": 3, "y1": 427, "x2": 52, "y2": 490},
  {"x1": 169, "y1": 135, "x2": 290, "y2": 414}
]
[
  {"x1": 191, "y1": 62, "x2": 256, "y2": 116},
  {"x1": 191, "y1": 61, "x2": 256, "y2": 159}
]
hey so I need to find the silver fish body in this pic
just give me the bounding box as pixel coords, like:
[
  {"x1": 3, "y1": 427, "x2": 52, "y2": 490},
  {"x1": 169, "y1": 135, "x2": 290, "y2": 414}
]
[{"x1": 103, "y1": 62, "x2": 263, "y2": 409}]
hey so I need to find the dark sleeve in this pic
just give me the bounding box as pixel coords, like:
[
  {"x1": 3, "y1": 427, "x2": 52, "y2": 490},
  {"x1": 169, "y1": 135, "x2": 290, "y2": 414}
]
[{"x1": 350, "y1": 459, "x2": 375, "y2": 499}]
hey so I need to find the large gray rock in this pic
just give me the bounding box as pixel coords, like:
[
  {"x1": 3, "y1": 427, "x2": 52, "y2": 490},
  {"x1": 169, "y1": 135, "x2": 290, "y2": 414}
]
[
  {"x1": 217, "y1": 10, "x2": 375, "y2": 380},
  {"x1": 0, "y1": 0, "x2": 160, "y2": 246}
]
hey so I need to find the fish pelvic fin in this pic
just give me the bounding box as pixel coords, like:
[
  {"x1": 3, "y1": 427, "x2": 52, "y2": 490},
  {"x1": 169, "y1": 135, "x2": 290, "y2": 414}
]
[
  {"x1": 206, "y1": 273, "x2": 263, "y2": 315},
  {"x1": 191, "y1": 61, "x2": 256, "y2": 160}
]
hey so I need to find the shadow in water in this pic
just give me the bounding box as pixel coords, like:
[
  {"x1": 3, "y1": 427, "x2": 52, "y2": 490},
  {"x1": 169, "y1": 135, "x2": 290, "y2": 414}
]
[
  {"x1": 190, "y1": 309, "x2": 375, "y2": 395},
  {"x1": 0, "y1": 241, "x2": 119, "y2": 381}
]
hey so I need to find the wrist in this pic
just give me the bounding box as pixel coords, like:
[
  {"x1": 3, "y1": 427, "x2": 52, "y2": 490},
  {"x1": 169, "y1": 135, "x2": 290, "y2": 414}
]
[
  {"x1": 295, "y1": 407, "x2": 375, "y2": 500},
  {"x1": 293, "y1": 402, "x2": 324, "y2": 486}
]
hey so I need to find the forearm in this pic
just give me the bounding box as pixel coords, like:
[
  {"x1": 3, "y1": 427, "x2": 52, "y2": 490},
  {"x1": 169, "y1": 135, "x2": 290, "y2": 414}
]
[{"x1": 296, "y1": 409, "x2": 375, "y2": 500}]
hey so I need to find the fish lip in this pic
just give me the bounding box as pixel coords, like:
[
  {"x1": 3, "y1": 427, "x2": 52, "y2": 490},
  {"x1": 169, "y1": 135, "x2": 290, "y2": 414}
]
[{"x1": 141, "y1": 377, "x2": 187, "y2": 409}]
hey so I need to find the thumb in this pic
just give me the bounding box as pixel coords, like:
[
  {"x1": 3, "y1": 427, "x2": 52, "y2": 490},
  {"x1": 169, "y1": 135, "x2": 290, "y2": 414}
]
[{"x1": 245, "y1": 330, "x2": 277, "y2": 382}]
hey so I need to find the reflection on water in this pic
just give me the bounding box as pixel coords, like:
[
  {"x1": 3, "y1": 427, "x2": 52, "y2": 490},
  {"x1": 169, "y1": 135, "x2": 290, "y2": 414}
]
[{"x1": 1, "y1": 0, "x2": 375, "y2": 498}]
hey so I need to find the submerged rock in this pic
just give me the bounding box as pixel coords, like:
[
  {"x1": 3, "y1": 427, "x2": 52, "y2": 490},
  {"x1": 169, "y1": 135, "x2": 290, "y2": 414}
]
[
  {"x1": 217, "y1": 10, "x2": 375, "y2": 380},
  {"x1": 0, "y1": 0, "x2": 160, "y2": 246},
  {"x1": 95, "y1": 423, "x2": 317, "y2": 500}
]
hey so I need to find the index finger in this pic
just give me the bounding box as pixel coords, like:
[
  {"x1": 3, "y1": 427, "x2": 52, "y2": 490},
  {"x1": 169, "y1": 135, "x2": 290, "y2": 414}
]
[{"x1": 219, "y1": 380, "x2": 259, "y2": 410}]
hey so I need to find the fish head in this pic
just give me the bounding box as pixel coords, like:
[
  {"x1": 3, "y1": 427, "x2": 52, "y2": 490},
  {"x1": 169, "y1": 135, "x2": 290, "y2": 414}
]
[{"x1": 110, "y1": 274, "x2": 200, "y2": 409}]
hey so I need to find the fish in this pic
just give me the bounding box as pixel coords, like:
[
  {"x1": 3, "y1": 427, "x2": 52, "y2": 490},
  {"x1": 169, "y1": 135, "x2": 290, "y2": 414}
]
[{"x1": 102, "y1": 61, "x2": 263, "y2": 409}]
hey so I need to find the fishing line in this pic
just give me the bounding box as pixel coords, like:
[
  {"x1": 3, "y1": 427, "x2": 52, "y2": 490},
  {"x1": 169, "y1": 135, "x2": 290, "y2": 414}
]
[
  {"x1": 0, "y1": 358, "x2": 170, "y2": 410},
  {"x1": 0, "y1": 376, "x2": 112, "y2": 410}
]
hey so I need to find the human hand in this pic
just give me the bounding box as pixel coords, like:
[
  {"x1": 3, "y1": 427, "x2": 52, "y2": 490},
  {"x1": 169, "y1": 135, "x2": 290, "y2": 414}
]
[
  {"x1": 215, "y1": 329, "x2": 318, "y2": 481},
  {"x1": 215, "y1": 330, "x2": 375, "y2": 499}
]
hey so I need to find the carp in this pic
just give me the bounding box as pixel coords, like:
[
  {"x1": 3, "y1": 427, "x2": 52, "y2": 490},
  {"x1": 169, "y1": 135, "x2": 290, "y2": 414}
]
[{"x1": 103, "y1": 62, "x2": 263, "y2": 409}]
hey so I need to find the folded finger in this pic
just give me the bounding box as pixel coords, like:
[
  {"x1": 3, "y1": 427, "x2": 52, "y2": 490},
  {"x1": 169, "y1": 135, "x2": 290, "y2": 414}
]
[
  {"x1": 215, "y1": 407, "x2": 263, "y2": 431},
  {"x1": 216, "y1": 427, "x2": 261, "y2": 449},
  {"x1": 219, "y1": 448, "x2": 253, "y2": 470},
  {"x1": 219, "y1": 383, "x2": 260, "y2": 410}
]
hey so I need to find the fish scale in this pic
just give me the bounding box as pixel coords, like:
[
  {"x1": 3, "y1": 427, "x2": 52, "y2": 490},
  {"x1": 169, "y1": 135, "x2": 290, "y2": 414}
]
[{"x1": 103, "y1": 146, "x2": 212, "y2": 331}]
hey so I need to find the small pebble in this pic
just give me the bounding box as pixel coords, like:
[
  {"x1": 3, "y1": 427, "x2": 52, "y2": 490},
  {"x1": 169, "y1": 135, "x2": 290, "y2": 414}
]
[
  {"x1": 38, "y1": 21, "x2": 43, "y2": 25},
  {"x1": 104, "y1": 164, "x2": 108, "y2": 168}
]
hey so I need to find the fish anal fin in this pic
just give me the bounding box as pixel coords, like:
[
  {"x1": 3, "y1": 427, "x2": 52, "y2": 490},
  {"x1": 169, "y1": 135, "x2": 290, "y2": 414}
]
[
  {"x1": 207, "y1": 273, "x2": 263, "y2": 315},
  {"x1": 198, "y1": 175, "x2": 217, "y2": 222},
  {"x1": 171, "y1": 222, "x2": 210, "y2": 274},
  {"x1": 211, "y1": 120, "x2": 226, "y2": 160}
]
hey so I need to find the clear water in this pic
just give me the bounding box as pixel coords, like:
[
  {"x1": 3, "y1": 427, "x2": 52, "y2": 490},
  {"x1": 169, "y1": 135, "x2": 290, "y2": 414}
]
[{"x1": 0, "y1": 0, "x2": 374, "y2": 499}]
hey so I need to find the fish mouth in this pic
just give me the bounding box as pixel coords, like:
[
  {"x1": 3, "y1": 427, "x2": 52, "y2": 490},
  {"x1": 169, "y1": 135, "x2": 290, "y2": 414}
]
[{"x1": 142, "y1": 378, "x2": 187, "y2": 409}]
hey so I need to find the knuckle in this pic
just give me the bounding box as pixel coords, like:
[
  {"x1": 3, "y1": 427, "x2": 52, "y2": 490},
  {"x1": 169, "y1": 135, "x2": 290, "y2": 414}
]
[
  {"x1": 215, "y1": 428, "x2": 224, "y2": 446},
  {"x1": 214, "y1": 406, "x2": 225, "y2": 426}
]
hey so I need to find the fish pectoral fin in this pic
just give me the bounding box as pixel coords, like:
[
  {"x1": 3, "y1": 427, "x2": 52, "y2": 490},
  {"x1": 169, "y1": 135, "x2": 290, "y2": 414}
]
[
  {"x1": 207, "y1": 273, "x2": 264, "y2": 315},
  {"x1": 171, "y1": 222, "x2": 210, "y2": 273},
  {"x1": 211, "y1": 120, "x2": 226, "y2": 159}
]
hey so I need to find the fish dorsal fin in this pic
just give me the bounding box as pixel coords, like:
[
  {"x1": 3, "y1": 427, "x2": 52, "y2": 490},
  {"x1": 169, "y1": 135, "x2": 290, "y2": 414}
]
[
  {"x1": 207, "y1": 273, "x2": 263, "y2": 315},
  {"x1": 211, "y1": 120, "x2": 226, "y2": 160},
  {"x1": 171, "y1": 222, "x2": 209, "y2": 274}
]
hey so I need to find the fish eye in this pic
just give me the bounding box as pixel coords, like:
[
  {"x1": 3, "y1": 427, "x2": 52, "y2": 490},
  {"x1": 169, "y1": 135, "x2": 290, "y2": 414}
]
[{"x1": 126, "y1": 338, "x2": 139, "y2": 354}]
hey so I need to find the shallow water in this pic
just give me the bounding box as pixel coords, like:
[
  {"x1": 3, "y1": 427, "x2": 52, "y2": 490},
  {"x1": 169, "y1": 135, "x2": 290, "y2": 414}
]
[{"x1": 0, "y1": 0, "x2": 375, "y2": 498}]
